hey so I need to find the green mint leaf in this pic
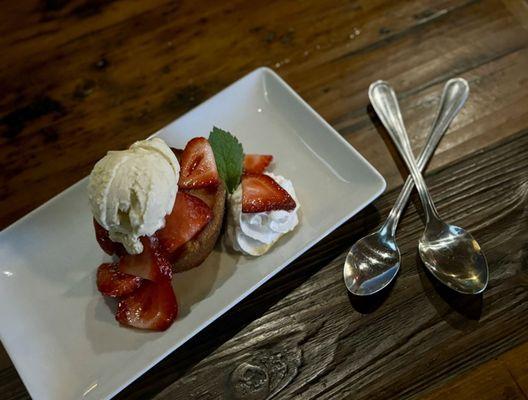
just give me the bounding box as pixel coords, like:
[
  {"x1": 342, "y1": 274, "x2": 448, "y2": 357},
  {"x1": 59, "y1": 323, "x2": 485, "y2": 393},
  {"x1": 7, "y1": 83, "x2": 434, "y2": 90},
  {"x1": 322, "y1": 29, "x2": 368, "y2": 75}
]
[{"x1": 209, "y1": 126, "x2": 244, "y2": 194}]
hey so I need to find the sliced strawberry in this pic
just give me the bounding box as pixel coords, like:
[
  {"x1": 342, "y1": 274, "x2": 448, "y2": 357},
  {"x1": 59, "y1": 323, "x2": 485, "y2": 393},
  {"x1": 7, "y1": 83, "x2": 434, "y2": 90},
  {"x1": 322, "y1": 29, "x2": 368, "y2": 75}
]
[
  {"x1": 116, "y1": 279, "x2": 178, "y2": 331},
  {"x1": 243, "y1": 154, "x2": 273, "y2": 174},
  {"x1": 93, "y1": 219, "x2": 125, "y2": 256},
  {"x1": 118, "y1": 236, "x2": 172, "y2": 282},
  {"x1": 178, "y1": 137, "x2": 219, "y2": 189},
  {"x1": 242, "y1": 173, "x2": 296, "y2": 213},
  {"x1": 96, "y1": 262, "x2": 142, "y2": 298},
  {"x1": 157, "y1": 191, "x2": 213, "y2": 255},
  {"x1": 186, "y1": 187, "x2": 217, "y2": 209}
]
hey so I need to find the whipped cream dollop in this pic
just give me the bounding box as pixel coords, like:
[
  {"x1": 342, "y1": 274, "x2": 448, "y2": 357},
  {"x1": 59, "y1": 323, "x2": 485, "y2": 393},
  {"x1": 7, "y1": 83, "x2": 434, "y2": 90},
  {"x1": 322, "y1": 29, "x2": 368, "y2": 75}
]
[
  {"x1": 226, "y1": 173, "x2": 300, "y2": 256},
  {"x1": 88, "y1": 138, "x2": 180, "y2": 254}
]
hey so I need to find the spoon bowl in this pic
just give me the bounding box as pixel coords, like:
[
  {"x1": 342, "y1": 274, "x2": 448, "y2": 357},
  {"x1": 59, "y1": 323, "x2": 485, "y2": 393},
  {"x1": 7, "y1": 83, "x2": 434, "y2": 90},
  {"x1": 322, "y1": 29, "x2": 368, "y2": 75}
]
[
  {"x1": 344, "y1": 230, "x2": 400, "y2": 296},
  {"x1": 419, "y1": 220, "x2": 488, "y2": 294}
]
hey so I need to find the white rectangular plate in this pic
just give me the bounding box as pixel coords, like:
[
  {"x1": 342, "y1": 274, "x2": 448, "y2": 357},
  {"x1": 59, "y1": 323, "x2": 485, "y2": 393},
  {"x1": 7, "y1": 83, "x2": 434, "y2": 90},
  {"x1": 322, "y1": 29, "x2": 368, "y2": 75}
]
[{"x1": 0, "y1": 67, "x2": 385, "y2": 400}]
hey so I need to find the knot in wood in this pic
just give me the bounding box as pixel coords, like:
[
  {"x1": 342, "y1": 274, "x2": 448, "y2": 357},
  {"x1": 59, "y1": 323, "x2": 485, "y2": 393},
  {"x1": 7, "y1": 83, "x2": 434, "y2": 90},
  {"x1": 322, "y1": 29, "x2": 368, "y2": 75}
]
[{"x1": 228, "y1": 348, "x2": 301, "y2": 400}]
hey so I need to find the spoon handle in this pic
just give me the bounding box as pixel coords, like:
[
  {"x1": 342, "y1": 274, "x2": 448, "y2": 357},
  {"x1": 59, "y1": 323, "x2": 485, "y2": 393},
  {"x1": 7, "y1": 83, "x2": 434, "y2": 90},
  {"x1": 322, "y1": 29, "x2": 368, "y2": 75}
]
[
  {"x1": 379, "y1": 78, "x2": 469, "y2": 236},
  {"x1": 368, "y1": 81, "x2": 446, "y2": 225}
]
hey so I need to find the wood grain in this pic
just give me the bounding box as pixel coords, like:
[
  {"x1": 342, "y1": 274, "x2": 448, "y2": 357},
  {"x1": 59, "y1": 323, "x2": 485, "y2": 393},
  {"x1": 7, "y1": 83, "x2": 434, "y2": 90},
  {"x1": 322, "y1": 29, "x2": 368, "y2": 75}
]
[
  {"x1": 499, "y1": 342, "x2": 528, "y2": 398},
  {"x1": 422, "y1": 342, "x2": 528, "y2": 399},
  {"x1": 421, "y1": 359, "x2": 526, "y2": 400},
  {"x1": 1, "y1": 0, "x2": 528, "y2": 399}
]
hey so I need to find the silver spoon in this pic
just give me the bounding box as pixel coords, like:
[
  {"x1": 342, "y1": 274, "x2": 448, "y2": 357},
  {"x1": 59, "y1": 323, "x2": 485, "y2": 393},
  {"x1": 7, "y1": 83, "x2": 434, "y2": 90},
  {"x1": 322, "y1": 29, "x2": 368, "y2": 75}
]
[
  {"x1": 367, "y1": 80, "x2": 488, "y2": 295},
  {"x1": 344, "y1": 78, "x2": 470, "y2": 296}
]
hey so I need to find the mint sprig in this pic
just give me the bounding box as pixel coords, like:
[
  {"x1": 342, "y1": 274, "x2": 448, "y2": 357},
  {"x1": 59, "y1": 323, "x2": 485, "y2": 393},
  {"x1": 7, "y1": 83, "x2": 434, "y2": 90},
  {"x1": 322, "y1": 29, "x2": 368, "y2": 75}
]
[{"x1": 209, "y1": 126, "x2": 244, "y2": 194}]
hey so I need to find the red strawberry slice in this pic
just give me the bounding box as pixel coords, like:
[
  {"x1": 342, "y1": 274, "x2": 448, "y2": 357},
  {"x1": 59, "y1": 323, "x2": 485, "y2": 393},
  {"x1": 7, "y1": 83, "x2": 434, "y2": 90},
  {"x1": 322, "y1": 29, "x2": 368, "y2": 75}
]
[
  {"x1": 186, "y1": 187, "x2": 217, "y2": 209},
  {"x1": 178, "y1": 137, "x2": 219, "y2": 189},
  {"x1": 157, "y1": 191, "x2": 213, "y2": 255},
  {"x1": 96, "y1": 262, "x2": 142, "y2": 298},
  {"x1": 243, "y1": 154, "x2": 273, "y2": 174},
  {"x1": 115, "y1": 279, "x2": 178, "y2": 331},
  {"x1": 118, "y1": 236, "x2": 172, "y2": 282},
  {"x1": 242, "y1": 173, "x2": 296, "y2": 213},
  {"x1": 93, "y1": 219, "x2": 125, "y2": 256}
]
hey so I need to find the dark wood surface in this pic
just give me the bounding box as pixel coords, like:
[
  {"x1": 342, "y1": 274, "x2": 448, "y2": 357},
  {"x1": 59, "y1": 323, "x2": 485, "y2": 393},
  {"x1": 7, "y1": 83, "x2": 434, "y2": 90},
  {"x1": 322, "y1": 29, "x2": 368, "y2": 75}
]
[
  {"x1": 1, "y1": 0, "x2": 528, "y2": 399},
  {"x1": 422, "y1": 341, "x2": 528, "y2": 399}
]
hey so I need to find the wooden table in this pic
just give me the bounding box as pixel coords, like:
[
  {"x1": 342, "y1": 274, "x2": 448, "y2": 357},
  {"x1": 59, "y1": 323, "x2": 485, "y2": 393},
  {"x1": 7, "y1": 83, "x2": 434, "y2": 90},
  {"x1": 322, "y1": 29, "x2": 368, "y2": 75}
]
[{"x1": 1, "y1": 0, "x2": 528, "y2": 399}]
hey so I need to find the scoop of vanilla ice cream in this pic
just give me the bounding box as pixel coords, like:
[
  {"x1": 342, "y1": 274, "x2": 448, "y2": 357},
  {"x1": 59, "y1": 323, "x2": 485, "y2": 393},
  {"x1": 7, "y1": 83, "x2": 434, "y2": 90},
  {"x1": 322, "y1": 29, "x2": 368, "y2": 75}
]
[{"x1": 88, "y1": 138, "x2": 179, "y2": 254}]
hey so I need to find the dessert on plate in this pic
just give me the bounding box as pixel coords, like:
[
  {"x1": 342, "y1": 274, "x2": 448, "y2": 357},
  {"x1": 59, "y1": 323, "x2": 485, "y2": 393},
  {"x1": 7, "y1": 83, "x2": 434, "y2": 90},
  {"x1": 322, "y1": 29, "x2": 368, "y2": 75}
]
[
  {"x1": 226, "y1": 155, "x2": 300, "y2": 256},
  {"x1": 88, "y1": 127, "x2": 300, "y2": 331},
  {"x1": 89, "y1": 135, "x2": 224, "y2": 330}
]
